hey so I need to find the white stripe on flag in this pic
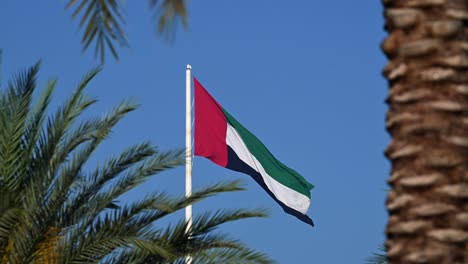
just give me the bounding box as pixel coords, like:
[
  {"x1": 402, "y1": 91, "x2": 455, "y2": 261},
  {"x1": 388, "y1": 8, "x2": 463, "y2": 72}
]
[{"x1": 226, "y1": 124, "x2": 310, "y2": 214}]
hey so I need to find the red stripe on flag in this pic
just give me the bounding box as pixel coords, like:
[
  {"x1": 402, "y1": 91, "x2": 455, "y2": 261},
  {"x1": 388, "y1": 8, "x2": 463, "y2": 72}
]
[{"x1": 194, "y1": 77, "x2": 228, "y2": 167}]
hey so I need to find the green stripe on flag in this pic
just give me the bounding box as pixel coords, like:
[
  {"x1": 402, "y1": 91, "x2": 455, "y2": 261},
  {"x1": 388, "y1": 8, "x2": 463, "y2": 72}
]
[{"x1": 222, "y1": 109, "x2": 314, "y2": 197}]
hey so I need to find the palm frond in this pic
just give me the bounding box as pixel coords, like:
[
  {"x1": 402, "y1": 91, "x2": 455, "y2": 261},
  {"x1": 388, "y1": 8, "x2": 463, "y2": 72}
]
[
  {"x1": 70, "y1": 236, "x2": 173, "y2": 264},
  {"x1": 70, "y1": 141, "x2": 155, "y2": 213},
  {"x1": 366, "y1": 244, "x2": 388, "y2": 264},
  {"x1": 69, "y1": 147, "x2": 183, "y2": 225},
  {"x1": 0, "y1": 62, "x2": 40, "y2": 192},
  {"x1": 22, "y1": 68, "x2": 100, "y2": 216},
  {"x1": 88, "y1": 184, "x2": 267, "y2": 263},
  {"x1": 190, "y1": 208, "x2": 269, "y2": 237},
  {"x1": 23, "y1": 79, "x2": 55, "y2": 162},
  {"x1": 129, "y1": 180, "x2": 246, "y2": 228},
  {"x1": 0, "y1": 208, "x2": 22, "y2": 244},
  {"x1": 113, "y1": 180, "x2": 246, "y2": 241},
  {"x1": 182, "y1": 248, "x2": 274, "y2": 264},
  {"x1": 99, "y1": 248, "x2": 147, "y2": 264},
  {"x1": 66, "y1": 0, "x2": 189, "y2": 62},
  {"x1": 66, "y1": 0, "x2": 127, "y2": 63},
  {"x1": 148, "y1": 0, "x2": 189, "y2": 41},
  {"x1": 0, "y1": 49, "x2": 3, "y2": 85},
  {"x1": 152, "y1": 208, "x2": 268, "y2": 255}
]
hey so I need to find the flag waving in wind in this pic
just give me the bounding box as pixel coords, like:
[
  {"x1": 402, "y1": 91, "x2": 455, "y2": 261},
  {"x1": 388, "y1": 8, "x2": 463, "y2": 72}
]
[{"x1": 194, "y1": 77, "x2": 315, "y2": 226}]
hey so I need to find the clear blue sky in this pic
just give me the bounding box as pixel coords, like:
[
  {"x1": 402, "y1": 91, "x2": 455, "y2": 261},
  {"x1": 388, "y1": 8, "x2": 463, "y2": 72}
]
[{"x1": 1, "y1": 1, "x2": 388, "y2": 263}]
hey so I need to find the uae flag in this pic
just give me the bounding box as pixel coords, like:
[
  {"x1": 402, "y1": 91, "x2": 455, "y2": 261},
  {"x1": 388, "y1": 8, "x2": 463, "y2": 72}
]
[{"x1": 194, "y1": 78, "x2": 315, "y2": 226}]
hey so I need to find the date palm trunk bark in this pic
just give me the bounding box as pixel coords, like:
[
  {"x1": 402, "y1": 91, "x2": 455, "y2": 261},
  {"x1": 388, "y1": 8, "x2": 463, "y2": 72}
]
[{"x1": 382, "y1": 0, "x2": 468, "y2": 263}]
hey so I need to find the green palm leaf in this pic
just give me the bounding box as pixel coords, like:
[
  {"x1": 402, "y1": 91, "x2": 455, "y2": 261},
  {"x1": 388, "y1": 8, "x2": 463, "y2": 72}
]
[
  {"x1": 66, "y1": 0, "x2": 188, "y2": 63},
  {"x1": 366, "y1": 244, "x2": 387, "y2": 264}
]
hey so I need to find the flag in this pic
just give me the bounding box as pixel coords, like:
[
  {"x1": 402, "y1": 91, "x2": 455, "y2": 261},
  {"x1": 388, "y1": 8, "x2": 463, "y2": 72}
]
[{"x1": 194, "y1": 77, "x2": 315, "y2": 226}]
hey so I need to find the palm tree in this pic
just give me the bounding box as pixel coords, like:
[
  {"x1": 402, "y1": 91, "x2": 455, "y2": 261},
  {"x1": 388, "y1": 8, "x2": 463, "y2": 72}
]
[
  {"x1": 0, "y1": 62, "x2": 273, "y2": 263},
  {"x1": 65, "y1": 0, "x2": 189, "y2": 63},
  {"x1": 382, "y1": 1, "x2": 467, "y2": 263}
]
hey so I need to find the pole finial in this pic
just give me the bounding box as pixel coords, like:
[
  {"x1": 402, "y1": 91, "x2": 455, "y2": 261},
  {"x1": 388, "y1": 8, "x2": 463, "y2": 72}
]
[{"x1": 186, "y1": 64, "x2": 192, "y2": 70}]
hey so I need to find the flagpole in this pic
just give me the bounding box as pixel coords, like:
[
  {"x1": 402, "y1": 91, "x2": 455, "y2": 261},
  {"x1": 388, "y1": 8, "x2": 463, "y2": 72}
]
[{"x1": 185, "y1": 64, "x2": 193, "y2": 264}]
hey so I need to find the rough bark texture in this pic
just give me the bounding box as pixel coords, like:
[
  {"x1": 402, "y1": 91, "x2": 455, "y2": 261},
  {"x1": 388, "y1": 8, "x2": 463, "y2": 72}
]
[{"x1": 382, "y1": 0, "x2": 468, "y2": 263}]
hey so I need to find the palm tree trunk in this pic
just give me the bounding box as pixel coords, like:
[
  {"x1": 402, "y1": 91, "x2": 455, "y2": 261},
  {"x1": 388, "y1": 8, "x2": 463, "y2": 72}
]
[{"x1": 382, "y1": 0, "x2": 468, "y2": 263}]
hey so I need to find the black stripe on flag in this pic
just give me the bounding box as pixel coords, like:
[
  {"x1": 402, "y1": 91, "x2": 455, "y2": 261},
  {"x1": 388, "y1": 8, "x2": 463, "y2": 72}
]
[{"x1": 226, "y1": 146, "x2": 314, "y2": 227}]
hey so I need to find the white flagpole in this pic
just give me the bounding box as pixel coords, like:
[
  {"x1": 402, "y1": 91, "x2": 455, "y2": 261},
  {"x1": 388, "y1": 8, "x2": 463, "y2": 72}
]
[{"x1": 185, "y1": 64, "x2": 193, "y2": 264}]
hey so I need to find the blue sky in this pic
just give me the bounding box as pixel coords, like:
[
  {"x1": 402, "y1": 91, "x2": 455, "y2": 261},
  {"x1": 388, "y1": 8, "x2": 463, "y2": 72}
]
[{"x1": 1, "y1": 1, "x2": 388, "y2": 263}]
